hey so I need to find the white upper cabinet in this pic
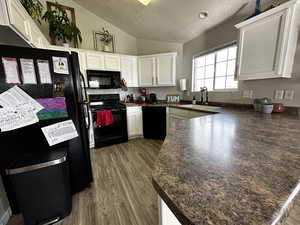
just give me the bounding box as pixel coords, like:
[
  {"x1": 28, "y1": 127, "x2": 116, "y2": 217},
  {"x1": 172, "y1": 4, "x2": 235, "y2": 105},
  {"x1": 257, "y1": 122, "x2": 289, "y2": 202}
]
[
  {"x1": 6, "y1": 0, "x2": 31, "y2": 41},
  {"x1": 121, "y1": 55, "x2": 138, "y2": 87},
  {"x1": 86, "y1": 52, "x2": 105, "y2": 70},
  {"x1": 138, "y1": 52, "x2": 177, "y2": 87},
  {"x1": 138, "y1": 56, "x2": 156, "y2": 87},
  {"x1": 0, "y1": 0, "x2": 50, "y2": 48},
  {"x1": 156, "y1": 53, "x2": 176, "y2": 86},
  {"x1": 104, "y1": 54, "x2": 121, "y2": 71},
  {"x1": 235, "y1": 0, "x2": 300, "y2": 80}
]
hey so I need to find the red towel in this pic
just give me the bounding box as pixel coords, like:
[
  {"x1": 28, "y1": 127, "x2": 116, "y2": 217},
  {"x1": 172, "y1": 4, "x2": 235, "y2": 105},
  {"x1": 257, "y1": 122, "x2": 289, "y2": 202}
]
[{"x1": 96, "y1": 110, "x2": 114, "y2": 127}]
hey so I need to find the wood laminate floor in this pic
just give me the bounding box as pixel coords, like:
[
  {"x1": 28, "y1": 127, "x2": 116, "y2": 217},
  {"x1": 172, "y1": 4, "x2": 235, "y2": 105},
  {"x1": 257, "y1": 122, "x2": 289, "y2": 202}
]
[
  {"x1": 7, "y1": 139, "x2": 163, "y2": 225},
  {"x1": 6, "y1": 138, "x2": 300, "y2": 225}
]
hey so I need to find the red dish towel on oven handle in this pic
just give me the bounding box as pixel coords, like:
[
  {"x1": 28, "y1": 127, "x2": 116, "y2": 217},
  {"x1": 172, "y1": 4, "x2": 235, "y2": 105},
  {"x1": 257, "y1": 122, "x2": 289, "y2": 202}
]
[{"x1": 96, "y1": 110, "x2": 114, "y2": 127}]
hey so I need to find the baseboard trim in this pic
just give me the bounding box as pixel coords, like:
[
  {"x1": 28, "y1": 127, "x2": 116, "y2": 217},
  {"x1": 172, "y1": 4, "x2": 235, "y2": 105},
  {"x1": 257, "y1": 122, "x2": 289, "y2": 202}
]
[{"x1": 0, "y1": 208, "x2": 12, "y2": 225}]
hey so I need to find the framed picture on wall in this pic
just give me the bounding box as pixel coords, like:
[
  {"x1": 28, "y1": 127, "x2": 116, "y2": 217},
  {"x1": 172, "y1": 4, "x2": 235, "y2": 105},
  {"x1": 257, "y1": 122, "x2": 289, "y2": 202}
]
[
  {"x1": 46, "y1": 2, "x2": 78, "y2": 47},
  {"x1": 93, "y1": 30, "x2": 115, "y2": 53}
]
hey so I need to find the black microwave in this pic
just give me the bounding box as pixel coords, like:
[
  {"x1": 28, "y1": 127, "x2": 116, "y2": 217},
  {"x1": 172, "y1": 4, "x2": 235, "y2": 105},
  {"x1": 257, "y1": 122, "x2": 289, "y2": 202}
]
[{"x1": 86, "y1": 70, "x2": 121, "y2": 89}]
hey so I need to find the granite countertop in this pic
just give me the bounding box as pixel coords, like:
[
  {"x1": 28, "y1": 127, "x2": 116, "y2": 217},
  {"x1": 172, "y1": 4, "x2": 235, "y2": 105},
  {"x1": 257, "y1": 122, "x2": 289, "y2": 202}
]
[{"x1": 152, "y1": 106, "x2": 300, "y2": 225}]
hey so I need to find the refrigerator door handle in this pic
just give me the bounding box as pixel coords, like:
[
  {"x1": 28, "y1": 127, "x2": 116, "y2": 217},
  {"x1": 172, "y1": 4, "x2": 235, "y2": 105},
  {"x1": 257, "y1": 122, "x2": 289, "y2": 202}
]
[
  {"x1": 85, "y1": 103, "x2": 91, "y2": 130},
  {"x1": 80, "y1": 72, "x2": 89, "y2": 104}
]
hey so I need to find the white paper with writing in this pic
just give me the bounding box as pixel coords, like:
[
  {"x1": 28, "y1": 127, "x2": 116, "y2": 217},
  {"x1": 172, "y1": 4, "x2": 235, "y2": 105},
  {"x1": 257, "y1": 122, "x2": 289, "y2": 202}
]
[
  {"x1": 20, "y1": 58, "x2": 37, "y2": 84},
  {"x1": 0, "y1": 86, "x2": 43, "y2": 113},
  {"x1": 0, "y1": 107, "x2": 39, "y2": 132},
  {"x1": 41, "y1": 120, "x2": 79, "y2": 146},
  {"x1": 53, "y1": 57, "x2": 69, "y2": 74},
  {"x1": 2, "y1": 57, "x2": 20, "y2": 83},
  {"x1": 37, "y1": 60, "x2": 52, "y2": 84}
]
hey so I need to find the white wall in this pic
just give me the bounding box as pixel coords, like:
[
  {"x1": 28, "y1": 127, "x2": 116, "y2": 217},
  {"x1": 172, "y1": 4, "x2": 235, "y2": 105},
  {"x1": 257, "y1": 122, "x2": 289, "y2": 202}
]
[
  {"x1": 0, "y1": 176, "x2": 10, "y2": 224},
  {"x1": 183, "y1": 17, "x2": 300, "y2": 107},
  {"x1": 38, "y1": 0, "x2": 138, "y2": 55}
]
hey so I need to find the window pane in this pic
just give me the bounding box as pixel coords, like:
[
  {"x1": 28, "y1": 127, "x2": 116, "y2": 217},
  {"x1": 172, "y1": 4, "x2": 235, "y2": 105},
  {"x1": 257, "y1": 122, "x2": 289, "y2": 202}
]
[
  {"x1": 215, "y1": 77, "x2": 226, "y2": 89},
  {"x1": 216, "y1": 62, "x2": 227, "y2": 76},
  {"x1": 205, "y1": 53, "x2": 215, "y2": 65},
  {"x1": 217, "y1": 49, "x2": 228, "y2": 62},
  {"x1": 227, "y1": 60, "x2": 236, "y2": 75},
  {"x1": 228, "y1": 46, "x2": 237, "y2": 60},
  {"x1": 195, "y1": 66, "x2": 205, "y2": 79},
  {"x1": 194, "y1": 79, "x2": 204, "y2": 91},
  {"x1": 195, "y1": 56, "x2": 205, "y2": 67},
  {"x1": 204, "y1": 78, "x2": 214, "y2": 91},
  {"x1": 205, "y1": 65, "x2": 214, "y2": 78},
  {"x1": 226, "y1": 76, "x2": 238, "y2": 89}
]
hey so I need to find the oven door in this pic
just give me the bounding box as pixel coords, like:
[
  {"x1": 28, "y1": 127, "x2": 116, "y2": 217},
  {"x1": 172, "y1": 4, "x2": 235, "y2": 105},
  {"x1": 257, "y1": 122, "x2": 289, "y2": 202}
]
[{"x1": 91, "y1": 107, "x2": 128, "y2": 147}]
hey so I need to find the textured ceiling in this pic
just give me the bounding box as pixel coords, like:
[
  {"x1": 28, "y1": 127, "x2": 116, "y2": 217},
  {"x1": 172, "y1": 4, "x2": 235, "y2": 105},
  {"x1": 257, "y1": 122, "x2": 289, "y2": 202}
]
[{"x1": 73, "y1": 0, "x2": 282, "y2": 43}]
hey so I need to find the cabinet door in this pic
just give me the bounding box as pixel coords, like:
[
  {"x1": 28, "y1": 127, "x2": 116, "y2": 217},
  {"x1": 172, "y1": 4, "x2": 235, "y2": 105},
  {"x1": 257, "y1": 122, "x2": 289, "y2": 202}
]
[
  {"x1": 138, "y1": 57, "x2": 156, "y2": 87},
  {"x1": 237, "y1": 10, "x2": 287, "y2": 80},
  {"x1": 127, "y1": 107, "x2": 138, "y2": 138},
  {"x1": 156, "y1": 54, "x2": 176, "y2": 86},
  {"x1": 7, "y1": 0, "x2": 30, "y2": 41},
  {"x1": 104, "y1": 55, "x2": 121, "y2": 71},
  {"x1": 159, "y1": 197, "x2": 181, "y2": 225},
  {"x1": 136, "y1": 107, "x2": 143, "y2": 136},
  {"x1": 121, "y1": 56, "x2": 138, "y2": 87},
  {"x1": 28, "y1": 21, "x2": 42, "y2": 47},
  {"x1": 86, "y1": 53, "x2": 104, "y2": 70}
]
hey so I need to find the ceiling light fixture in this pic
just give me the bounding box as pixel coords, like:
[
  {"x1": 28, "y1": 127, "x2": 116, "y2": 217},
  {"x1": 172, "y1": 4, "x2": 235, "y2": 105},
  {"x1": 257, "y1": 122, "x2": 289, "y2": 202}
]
[
  {"x1": 199, "y1": 11, "x2": 208, "y2": 19},
  {"x1": 138, "y1": 0, "x2": 151, "y2": 6}
]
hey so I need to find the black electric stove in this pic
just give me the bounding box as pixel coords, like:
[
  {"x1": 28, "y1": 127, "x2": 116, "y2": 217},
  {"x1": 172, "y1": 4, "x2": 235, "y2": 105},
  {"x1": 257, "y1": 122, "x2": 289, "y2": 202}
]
[{"x1": 89, "y1": 94, "x2": 128, "y2": 148}]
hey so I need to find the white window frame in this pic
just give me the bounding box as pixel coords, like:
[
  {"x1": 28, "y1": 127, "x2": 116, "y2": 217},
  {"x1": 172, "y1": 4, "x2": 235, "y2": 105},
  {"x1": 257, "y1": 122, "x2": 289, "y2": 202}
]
[{"x1": 192, "y1": 41, "x2": 238, "y2": 92}]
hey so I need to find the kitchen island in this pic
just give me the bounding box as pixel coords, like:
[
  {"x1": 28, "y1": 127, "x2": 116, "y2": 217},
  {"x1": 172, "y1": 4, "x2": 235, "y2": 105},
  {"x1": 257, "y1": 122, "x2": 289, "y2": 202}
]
[{"x1": 153, "y1": 106, "x2": 300, "y2": 225}]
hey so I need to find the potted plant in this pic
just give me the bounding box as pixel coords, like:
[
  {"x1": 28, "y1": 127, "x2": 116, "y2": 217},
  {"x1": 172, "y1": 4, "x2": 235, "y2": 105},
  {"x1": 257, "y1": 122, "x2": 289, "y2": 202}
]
[
  {"x1": 20, "y1": 0, "x2": 44, "y2": 24},
  {"x1": 42, "y1": 2, "x2": 82, "y2": 47},
  {"x1": 99, "y1": 28, "x2": 113, "y2": 52}
]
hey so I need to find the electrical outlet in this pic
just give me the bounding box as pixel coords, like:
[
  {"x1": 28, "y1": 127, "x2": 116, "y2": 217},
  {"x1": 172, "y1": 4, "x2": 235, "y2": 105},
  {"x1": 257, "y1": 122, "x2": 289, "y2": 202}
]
[
  {"x1": 274, "y1": 90, "x2": 284, "y2": 100},
  {"x1": 284, "y1": 90, "x2": 295, "y2": 100},
  {"x1": 242, "y1": 90, "x2": 253, "y2": 98}
]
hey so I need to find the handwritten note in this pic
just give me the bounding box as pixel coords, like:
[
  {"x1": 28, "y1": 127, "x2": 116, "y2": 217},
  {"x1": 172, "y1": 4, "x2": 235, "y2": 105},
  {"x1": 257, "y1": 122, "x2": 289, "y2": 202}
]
[
  {"x1": 0, "y1": 107, "x2": 38, "y2": 132},
  {"x1": 0, "y1": 86, "x2": 43, "y2": 113},
  {"x1": 41, "y1": 120, "x2": 78, "y2": 146}
]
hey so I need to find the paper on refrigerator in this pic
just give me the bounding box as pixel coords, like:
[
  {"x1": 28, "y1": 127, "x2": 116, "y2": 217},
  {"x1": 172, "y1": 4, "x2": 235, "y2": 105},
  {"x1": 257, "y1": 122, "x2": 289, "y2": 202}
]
[
  {"x1": 0, "y1": 107, "x2": 39, "y2": 132},
  {"x1": 41, "y1": 120, "x2": 79, "y2": 146},
  {"x1": 0, "y1": 86, "x2": 43, "y2": 113}
]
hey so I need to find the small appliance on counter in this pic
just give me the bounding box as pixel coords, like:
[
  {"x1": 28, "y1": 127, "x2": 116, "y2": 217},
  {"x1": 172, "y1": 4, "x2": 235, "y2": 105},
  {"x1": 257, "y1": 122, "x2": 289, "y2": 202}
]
[
  {"x1": 148, "y1": 93, "x2": 158, "y2": 104},
  {"x1": 253, "y1": 98, "x2": 274, "y2": 113}
]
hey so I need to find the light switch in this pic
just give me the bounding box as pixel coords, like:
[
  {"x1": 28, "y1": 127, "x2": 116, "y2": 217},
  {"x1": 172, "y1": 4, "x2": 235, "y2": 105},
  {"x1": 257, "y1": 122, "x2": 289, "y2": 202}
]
[
  {"x1": 274, "y1": 90, "x2": 284, "y2": 100},
  {"x1": 284, "y1": 90, "x2": 294, "y2": 100}
]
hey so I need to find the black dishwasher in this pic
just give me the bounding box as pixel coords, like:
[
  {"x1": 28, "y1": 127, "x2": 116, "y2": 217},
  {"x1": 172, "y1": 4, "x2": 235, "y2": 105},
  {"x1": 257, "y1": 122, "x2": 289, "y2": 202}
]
[{"x1": 142, "y1": 106, "x2": 166, "y2": 140}]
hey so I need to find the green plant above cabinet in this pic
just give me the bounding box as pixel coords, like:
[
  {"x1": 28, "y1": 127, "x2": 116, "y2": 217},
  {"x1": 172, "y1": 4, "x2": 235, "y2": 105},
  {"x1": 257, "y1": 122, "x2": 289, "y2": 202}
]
[
  {"x1": 235, "y1": 0, "x2": 300, "y2": 80},
  {"x1": 20, "y1": 0, "x2": 43, "y2": 24}
]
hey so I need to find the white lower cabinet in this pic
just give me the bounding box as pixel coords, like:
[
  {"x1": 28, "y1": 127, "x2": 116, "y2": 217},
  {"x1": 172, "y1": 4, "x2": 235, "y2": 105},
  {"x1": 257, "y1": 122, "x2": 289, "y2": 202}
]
[
  {"x1": 159, "y1": 196, "x2": 182, "y2": 225},
  {"x1": 127, "y1": 106, "x2": 143, "y2": 139}
]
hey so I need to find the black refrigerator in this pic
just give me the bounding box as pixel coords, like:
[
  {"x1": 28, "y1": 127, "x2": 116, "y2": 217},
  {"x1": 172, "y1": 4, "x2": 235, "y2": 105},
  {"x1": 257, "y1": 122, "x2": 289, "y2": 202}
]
[{"x1": 0, "y1": 45, "x2": 93, "y2": 213}]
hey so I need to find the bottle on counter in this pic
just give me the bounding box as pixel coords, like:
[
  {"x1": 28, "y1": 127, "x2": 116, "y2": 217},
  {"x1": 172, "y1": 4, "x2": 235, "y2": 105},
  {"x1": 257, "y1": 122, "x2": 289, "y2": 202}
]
[{"x1": 192, "y1": 96, "x2": 196, "y2": 105}]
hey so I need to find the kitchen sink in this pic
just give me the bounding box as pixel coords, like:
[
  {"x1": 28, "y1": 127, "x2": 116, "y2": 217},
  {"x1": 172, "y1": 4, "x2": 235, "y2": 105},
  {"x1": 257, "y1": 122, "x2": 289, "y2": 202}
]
[{"x1": 177, "y1": 104, "x2": 221, "y2": 112}]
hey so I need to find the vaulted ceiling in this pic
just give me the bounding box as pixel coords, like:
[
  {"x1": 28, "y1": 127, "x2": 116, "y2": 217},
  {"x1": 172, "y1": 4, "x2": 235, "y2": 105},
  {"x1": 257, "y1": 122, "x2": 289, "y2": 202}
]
[{"x1": 73, "y1": 0, "x2": 284, "y2": 43}]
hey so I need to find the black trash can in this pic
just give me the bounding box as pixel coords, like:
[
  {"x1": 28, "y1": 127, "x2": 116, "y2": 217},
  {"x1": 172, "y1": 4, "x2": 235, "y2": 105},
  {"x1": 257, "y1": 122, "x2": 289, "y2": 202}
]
[{"x1": 6, "y1": 149, "x2": 72, "y2": 225}]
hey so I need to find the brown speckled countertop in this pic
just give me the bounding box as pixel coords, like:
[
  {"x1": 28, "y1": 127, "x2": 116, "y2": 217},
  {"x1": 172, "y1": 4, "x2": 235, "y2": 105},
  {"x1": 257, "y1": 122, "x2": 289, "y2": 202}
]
[{"x1": 152, "y1": 106, "x2": 300, "y2": 225}]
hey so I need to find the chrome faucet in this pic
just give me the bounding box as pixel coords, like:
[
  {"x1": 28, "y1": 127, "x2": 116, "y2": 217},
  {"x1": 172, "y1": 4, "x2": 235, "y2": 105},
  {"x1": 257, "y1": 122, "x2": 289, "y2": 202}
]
[{"x1": 200, "y1": 87, "x2": 209, "y2": 105}]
